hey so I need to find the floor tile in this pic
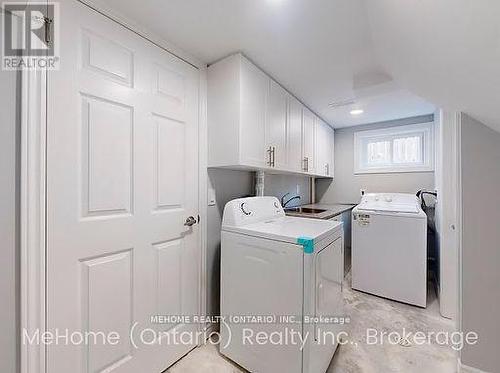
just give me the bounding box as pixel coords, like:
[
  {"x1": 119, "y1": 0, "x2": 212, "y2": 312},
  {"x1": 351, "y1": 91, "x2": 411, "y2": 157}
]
[{"x1": 168, "y1": 274, "x2": 457, "y2": 372}]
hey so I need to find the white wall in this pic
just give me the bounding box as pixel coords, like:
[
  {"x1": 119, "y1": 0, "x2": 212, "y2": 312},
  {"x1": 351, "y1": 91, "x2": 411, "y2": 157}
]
[
  {"x1": 264, "y1": 174, "x2": 310, "y2": 207},
  {"x1": 316, "y1": 115, "x2": 435, "y2": 204},
  {"x1": 459, "y1": 114, "x2": 500, "y2": 373},
  {"x1": 0, "y1": 57, "x2": 20, "y2": 373}
]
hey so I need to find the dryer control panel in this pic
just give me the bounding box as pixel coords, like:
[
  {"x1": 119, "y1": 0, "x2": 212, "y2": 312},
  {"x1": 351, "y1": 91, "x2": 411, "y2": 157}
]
[{"x1": 222, "y1": 196, "x2": 285, "y2": 227}]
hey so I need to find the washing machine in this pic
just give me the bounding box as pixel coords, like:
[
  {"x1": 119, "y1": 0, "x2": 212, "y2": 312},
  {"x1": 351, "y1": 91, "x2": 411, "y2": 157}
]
[
  {"x1": 220, "y1": 196, "x2": 344, "y2": 373},
  {"x1": 352, "y1": 193, "x2": 427, "y2": 307}
]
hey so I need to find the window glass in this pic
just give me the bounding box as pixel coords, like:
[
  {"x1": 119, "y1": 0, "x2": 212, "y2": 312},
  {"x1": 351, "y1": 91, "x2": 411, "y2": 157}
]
[
  {"x1": 366, "y1": 140, "x2": 391, "y2": 166},
  {"x1": 354, "y1": 122, "x2": 434, "y2": 174},
  {"x1": 393, "y1": 135, "x2": 422, "y2": 164}
]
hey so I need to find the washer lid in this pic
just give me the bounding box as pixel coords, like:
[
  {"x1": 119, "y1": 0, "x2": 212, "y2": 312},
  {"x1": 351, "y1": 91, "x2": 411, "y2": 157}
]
[
  {"x1": 356, "y1": 193, "x2": 421, "y2": 214},
  {"x1": 222, "y1": 216, "x2": 342, "y2": 245}
]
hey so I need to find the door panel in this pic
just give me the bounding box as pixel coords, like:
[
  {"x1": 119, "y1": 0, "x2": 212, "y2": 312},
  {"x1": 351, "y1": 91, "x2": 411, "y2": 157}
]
[
  {"x1": 81, "y1": 250, "x2": 133, "y2": 373},
  {"x1": 47, "y1": 2, "x2": 200, "y2": 372},
  {"x1": 82, "y1": 29, "x2": 134, "y2": 87},
  {"x1": 81, "y1": 95, "x2": 133, "y2": 217},
  {"x1": 153, "y1": 114, "x2": 185, "y2": 210}
]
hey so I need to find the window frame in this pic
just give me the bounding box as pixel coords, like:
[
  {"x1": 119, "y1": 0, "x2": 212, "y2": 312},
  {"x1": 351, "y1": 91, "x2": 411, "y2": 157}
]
[{"x1": 353, "y1": 122, "x2": 434, "y2": 174}]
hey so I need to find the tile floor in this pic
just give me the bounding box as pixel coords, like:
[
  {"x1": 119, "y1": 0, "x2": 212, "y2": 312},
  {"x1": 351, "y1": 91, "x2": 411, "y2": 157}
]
[{"x1": 167, "y1": 274, "x2": 457, "y2": 373}]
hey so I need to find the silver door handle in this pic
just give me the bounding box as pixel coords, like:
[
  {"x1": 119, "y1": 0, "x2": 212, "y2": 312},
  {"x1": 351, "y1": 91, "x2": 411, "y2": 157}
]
[
  {"x1": 267, "y1": 146, "x2": 273, "y2": 166},
  {"x1": 184, "y1": 216, "x2": 197, "y2": 227}
]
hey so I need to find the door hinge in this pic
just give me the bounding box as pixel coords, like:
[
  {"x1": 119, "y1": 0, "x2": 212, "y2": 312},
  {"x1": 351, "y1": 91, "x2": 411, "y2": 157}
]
[{"x1": 44, "y1": 17, "x2": 53, "y2": 45}]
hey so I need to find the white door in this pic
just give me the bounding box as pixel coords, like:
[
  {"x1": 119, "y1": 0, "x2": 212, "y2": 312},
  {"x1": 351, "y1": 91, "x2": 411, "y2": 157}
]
[
  {"x1": 302, "y1": 109, "x2": 316, "y2": 174},
  {"x1": 47, "y1": 2, "x2": 200, "y2": 372},
  {"x1": 287, "y1": 96, "x2": 303, "y2": 173},
  {"x1": 266, "y1": 80, "x2": 288, "y2": 169}
]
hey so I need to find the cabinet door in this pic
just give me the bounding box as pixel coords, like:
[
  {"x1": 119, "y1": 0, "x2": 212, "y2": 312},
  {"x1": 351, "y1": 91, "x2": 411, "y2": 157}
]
[
  {"x1": 287, "y1": 96, "x2": 303, "y2": 172},
  {"x1": 329, "y1": 126, "x2": 335, "y2": 177},
  {"x1": 302, "y1": 108, "x2": 316, "y2": 174},
  {"x1": 266, "y1": 80, "x2": 288, "y2": 169},
  {"x1": 315, "y1": 118, "x2": 328, "y2": 176},
  {"x1": 315, "y1": 119, "x2": 334, "y2": 177},
  {"x1": 240, "y1": 58, "x2": 268, "y2": 166}
]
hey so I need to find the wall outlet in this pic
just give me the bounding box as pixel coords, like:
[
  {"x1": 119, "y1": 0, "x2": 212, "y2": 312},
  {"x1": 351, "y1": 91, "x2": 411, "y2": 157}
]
[
  {"x1": 360, "y1": 189, "x2": 366, "y2": 196},
  {"x1": 296, "y1": 184, "x2": 300, "y2": 195},
  {"x1": 208, "y1": 188, "x2": 216, "y2": 206}
]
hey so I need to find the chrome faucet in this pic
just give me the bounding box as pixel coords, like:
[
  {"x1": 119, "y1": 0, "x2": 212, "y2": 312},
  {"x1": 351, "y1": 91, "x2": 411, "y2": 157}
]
[{"x1": 281, "y1": 192, "x2": 301, "y2": 208}]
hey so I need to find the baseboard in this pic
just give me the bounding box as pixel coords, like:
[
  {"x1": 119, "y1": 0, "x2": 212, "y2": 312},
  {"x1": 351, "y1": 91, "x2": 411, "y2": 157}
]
[{"x1": 458, "y1": 359, "x2": 490, "y2": 373}]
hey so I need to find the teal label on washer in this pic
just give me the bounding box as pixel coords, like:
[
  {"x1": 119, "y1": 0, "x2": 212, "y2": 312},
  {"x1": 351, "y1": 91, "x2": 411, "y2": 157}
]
[{"x1": 297, "y1": 236, "x2": 314, "y2": 254}]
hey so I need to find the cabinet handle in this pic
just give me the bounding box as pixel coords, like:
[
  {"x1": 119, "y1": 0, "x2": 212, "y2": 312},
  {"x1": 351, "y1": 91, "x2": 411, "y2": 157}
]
[
  {"x1": 271, "y1": 146, "x2": 276, "y2": 167},
  {"x1": 303, "y1": 157, "x2": 309, "y2": 172},
  {"x1": 267, "y1": 146, "x2": 272, "y2": 166}
]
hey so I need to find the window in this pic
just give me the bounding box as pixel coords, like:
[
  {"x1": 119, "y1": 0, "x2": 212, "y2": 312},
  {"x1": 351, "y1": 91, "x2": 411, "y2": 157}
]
[{"x1": 354, "y1": 122, "x2": 434, "y2": 174}]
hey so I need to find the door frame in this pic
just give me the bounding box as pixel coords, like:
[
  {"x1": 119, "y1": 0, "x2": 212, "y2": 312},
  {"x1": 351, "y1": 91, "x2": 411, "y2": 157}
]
[
  {"x1": 433, "y1": 110, "x2": 461, "y2": 320},
  {"x1": 20, "y1": 2, "x2": 208, "y2": 372}
]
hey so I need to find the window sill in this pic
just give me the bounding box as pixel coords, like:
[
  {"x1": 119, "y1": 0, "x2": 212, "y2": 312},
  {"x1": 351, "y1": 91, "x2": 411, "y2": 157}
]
[{"x1": 354, "y1": 167, "x2": 435, "y2": 175}]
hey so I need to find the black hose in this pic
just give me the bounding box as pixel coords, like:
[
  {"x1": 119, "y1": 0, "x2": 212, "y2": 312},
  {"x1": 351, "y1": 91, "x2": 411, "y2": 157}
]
[{"x1": 416, "y1": 190, "x2": 437, "y2": 210}]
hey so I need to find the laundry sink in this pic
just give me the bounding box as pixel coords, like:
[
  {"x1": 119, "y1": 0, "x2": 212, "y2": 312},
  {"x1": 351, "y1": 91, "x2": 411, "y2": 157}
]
[{"x1": 285, "y1": 207, "x2": 327, "y2": 214}]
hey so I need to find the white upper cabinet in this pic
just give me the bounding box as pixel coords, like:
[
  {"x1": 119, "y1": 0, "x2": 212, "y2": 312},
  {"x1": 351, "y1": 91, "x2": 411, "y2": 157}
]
[
  {"x1": 240, "y1": 57, "x2": 268, "y2": 167},
  {"x1": 287, "y1": 96, "x2": 304, "y2": 173},
  {"x1": 329, "y1": 127, "x2": 335, "y2": 177},
  {"x1": 208, "y1": 53, "x2": 334, "y2": 178},
  {"x1": 302, "y1": 108, "x2": 316, "y2": 175},
  {"x1": 208, "y1": 54, "x2": 267, "y2": 168},
  {"x1": 266, "y1": 80, "x2": 288, "y2": 169},
  {"x1": 315, "y1": 118, "x2": 335, "y2": 177}
]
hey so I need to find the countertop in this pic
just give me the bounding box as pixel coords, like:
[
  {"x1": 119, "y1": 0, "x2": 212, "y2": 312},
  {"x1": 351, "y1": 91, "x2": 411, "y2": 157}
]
[{"x1": 285, "y1": 203, "x2": 356, "y2": 220}]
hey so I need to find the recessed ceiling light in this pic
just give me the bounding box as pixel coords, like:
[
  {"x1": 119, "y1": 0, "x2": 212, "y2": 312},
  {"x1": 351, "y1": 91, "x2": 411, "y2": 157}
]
[{"x1": 350, "y1": 109, "x2": 364, "y2": 116}]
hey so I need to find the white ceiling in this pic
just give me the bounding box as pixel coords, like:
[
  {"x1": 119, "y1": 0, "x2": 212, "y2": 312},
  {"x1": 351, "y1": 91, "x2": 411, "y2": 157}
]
[
  {"x1": 98, "y1": 0, "x2": 499, "y2": 131},
  {"x1": 364, "y1": 0, "x2": 500, "y2": 132}
]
